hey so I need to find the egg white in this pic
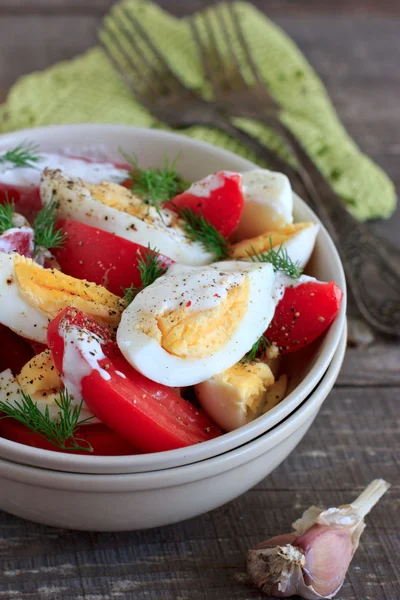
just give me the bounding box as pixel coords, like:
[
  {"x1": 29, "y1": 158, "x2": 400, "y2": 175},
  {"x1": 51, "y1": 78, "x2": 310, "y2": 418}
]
[
  {"x1": 0, "y1": 253, "x2": 49, "y2": 343},
  {"x1": 117, "y1": 261, "x2": 276, "y2": 387},
  {"x1": 281, "y1": 223, "x2": 319, "y2": 270},
  {"x1": 236, "y1": 169, "x2": 293, "y2": 239},
  {"x1": 0, "y1": 368, "x2": 94, "y2": 421},
  {"x1": 40, "y1": 169, "x2": 215, "y2": 266}
]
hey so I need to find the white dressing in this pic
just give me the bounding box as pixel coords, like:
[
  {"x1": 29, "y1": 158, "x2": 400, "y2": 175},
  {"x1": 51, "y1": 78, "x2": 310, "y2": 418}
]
[{"x1": 0, "y1": 152, "x2": 128, "y2": 187}]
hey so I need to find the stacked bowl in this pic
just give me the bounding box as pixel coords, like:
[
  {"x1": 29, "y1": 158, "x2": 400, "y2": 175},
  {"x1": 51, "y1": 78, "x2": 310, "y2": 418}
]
[{"x1": 0, "y1": 126, "x2": 347, "y2": 531}]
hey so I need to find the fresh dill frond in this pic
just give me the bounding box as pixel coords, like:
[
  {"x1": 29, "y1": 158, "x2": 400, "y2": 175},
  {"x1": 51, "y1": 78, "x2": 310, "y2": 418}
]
[
  {"x1": 176, "y1": 206, "x2": 231, "y2": 260},
  {"x1": 242, "y1": 335, "x2": 271, "y2": 363},
  {"x1": 123, "y1": 244, "x2": 167, "y2": 305},
  {"x1": 33, "y1": 201, "x2": 66, "y2": 253},
  {"x1": 0, "y1": 201, "x2": 14, "y2": 234},
  {"x1": 119, "y1": 148, "x2": 186, "y2": 212},
  {"x1": 247, "y1": 237, "x2": 303, "y2": 279},
  {"x1": 0, "y1": 389, "x2": 94, "y2": 452},
  {"x1": 0, "y1": 141, "x2": 41, "y2": 169}
]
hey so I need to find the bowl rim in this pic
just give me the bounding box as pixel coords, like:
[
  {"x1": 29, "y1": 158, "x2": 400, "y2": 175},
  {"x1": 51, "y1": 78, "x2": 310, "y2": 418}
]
[
  {"x1": 0, "y1": 124, "x2": 347, "y2": 473},
  {"x1": 0, "y1": 321, "x2": 347, "y2": 491}
]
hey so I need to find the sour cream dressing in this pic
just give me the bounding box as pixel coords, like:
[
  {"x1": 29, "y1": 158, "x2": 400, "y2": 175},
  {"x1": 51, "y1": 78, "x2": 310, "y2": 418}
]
[
  {"x1": 60, "y1": 324, "x2": 111, "y2": 402},
  {"x1": 0, "y1": 152, "x2": 128, "y2": 187}
]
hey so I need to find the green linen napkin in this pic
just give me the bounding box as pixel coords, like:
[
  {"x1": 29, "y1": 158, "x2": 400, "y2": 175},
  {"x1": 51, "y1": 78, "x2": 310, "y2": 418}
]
[{"x1": 0, "y1": 0, "x2": 395, "y2": 221}]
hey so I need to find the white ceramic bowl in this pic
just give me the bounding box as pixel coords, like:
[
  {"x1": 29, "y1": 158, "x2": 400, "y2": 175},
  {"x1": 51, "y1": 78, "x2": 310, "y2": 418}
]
[
  {"x1": 0, "y1": 125, "x2": 346, "y2": 474},
  {"x1": 0, "y1": 322, "x2": 346, "y2": 531}
]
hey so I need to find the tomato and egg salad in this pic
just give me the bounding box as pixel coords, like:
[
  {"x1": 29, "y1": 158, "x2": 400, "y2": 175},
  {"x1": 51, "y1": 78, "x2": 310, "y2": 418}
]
[{"x1": 0, "y1": 142, "x2": 342, "y2": 455}]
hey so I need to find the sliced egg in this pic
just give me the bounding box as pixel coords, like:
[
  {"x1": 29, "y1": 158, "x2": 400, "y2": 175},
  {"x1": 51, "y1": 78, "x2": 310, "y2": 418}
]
[
  {"x1": 231, "y1": 222, "x2": 319, "y2": 270},
  {"x1": 40, "y1": 169, "x2": 215, "y2": 266},
  {"x1": 0, "y1": 354, "x2": 94, "y2": 421},
  {"x1": 262, "y1": 374, "x2": 288, "y2": 414},
  {"x1": 235, "y1": 169, "x2": 293, "y2": 239},
  {"x1": 117, "y1": 261, "x2": 276, "y2": 387},
  {"x1": 194, "y1": 360, "x2": 275, "y2": 431},
  {"x1": 0, "y1": 253, "x2": 124, "y2": 343}
]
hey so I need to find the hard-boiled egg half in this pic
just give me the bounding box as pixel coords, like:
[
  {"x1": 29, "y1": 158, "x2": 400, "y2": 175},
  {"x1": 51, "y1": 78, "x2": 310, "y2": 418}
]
[
  {"x1": 194, "y1": 361, "x2": 288, "y2": 431},
  {"x1": 235, "y1": 169, "x2": 293, "y2": 239},
  {"x1": 117, "y1": 261, "x2": 276, "y2": 387},
  {"x1": 40, "y1": 169, "x2": 215, "y2": 266},
  {"x1": 0, "y1": 253, "x2": 124, "y2": 343},
  {"x1": 231, "y1": 222, "x2": 319, "y2": 270},
  {"x1": 0, "y1": 350, "x2": 94, "y2": 421}
]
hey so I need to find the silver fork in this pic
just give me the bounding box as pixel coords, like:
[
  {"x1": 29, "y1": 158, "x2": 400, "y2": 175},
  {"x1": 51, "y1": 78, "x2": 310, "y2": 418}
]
[
  {"x1": 190, "y1": 3, "x2": 400, "y2": 337},
  {"x1": 98, "y1": 6, "x2": 299, "y2": 179}
]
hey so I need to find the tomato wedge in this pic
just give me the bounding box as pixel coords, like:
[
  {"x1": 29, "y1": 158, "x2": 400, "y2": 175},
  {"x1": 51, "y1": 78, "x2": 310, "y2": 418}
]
[
  {"x1": 167, "y1": 171, "x2": 244, "y2": 237},
  {"x1": 47, "y1": 307, "x2": 222, "y2": 452},
  {"x1": 53, "y1": 219, "x2": 173, "y2": 296},
  {"x1": 266, "y1": 281, "x2": 343, "y2": 354},
  {"x1": 0, "y1": 418, "x2": 139, "y2": 455},
  {"x1": 0, "y1": 325, "x2": 35, "y2": 374},
  {"x1": 0, "y1": 183, "x2": 41, "y2": 221},
  {"x1": 0, "y1": 227, "x2": 34, "y2": 258}
]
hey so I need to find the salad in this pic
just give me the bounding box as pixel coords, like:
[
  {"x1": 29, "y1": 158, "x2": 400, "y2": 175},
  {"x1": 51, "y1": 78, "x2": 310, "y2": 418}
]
[{"x1": 0, "y1": 142, "x2": 342, "y2": 455}]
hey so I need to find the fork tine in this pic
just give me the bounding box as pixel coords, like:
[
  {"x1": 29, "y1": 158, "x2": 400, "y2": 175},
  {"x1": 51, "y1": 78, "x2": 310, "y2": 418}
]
[
  {"x1": 214, "y1": 4, "x2": 247, "y2": 87},
  {"x1": 228, "y1": 3, "x2": 264, "y2": 87},
  {"x1": 120, "y1": 7, "x2": 185, "y2": 93},
  {"x1": 200, "y1": 8, "x2": 233, "y2": 91},
  {"x1": 190, "y1": 18, "x2": 219, "y2": 91},
  {"x1": 110, "y1": 10, "x2": 172, "y2": 94},
  {"x1": 98, "y1": 34, "x2": 151, "y2": 109},
  {"x1": 99, "y1": 21, "x2": 157, "y2": 96}
]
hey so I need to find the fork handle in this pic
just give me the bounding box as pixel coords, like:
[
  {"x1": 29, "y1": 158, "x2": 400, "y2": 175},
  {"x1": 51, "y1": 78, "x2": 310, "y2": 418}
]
[
  {"x1": 265, "y1": 116, "x2": 400, "y2": 336},
  {"x1": 209, "y1": 114, "x2": 299, "y2": 181}
]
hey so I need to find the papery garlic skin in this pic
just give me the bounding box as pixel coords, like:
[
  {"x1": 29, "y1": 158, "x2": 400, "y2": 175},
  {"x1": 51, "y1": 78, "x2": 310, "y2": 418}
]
[{"x1": 247, "y1": 479, "x2": 390, "y2": 599}]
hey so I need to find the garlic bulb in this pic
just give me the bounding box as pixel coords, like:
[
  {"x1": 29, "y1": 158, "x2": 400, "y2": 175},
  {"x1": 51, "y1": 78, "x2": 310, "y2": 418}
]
[{"x1": 247, "y1": 479, "x2": 389, "y2": 599}]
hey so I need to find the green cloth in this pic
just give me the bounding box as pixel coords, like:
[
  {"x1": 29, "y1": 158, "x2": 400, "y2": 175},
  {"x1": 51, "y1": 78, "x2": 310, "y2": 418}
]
[{"x1": 0, "y1": 0, "x2": 395, "y2": 221}]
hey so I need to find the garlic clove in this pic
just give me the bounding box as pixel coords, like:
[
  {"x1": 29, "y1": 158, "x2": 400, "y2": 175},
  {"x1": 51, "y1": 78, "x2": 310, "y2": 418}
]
[
  {"x1": 295, "y1": 524, "x2": 354, "y2": 598},
  {"x1": 253, "y1": 533, "x2": 296, "y2": 550},
  {"x1": 247, "y1": 540, "x2": 307, "y2": 598},
  {"x1": 247, "y1": 480, "x2": 390, "y2": 599}
]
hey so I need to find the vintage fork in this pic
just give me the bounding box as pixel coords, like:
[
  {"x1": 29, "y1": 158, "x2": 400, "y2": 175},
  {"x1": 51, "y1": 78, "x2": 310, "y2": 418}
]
[
  {"x1": 98, "y1": 7, "x2": 300, "y2": 180},
  {"x1": 190, "y1": 3, "x2": 400, "y2": 337}
]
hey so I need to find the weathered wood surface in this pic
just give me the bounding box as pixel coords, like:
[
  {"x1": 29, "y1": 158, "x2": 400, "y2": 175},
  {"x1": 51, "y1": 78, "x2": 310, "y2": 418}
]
[{"x1": 0, "y1": 1, "x2": 399, "y2": 599}]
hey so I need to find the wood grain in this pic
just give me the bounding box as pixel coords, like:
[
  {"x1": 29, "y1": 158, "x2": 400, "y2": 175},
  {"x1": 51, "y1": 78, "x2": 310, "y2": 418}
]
[
  {"x1": 0, "y1": 2, "x2": 399, "y2": 599},
  {"x1": 0, "y1": 388, "x2": 398, "y2": 600}
]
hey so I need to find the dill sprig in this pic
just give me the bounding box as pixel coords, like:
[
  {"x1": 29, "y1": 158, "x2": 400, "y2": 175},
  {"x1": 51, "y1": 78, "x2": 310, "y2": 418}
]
[
  {"x1": 0, "y1": 201, "x2": 14, "y2": 234},
  {"x1": 0, "y1": 389, "x2": 94, "y2": 452},
  {"x1": 176, "y1": 206, "x2": 230, "y2": 260},
  {"x1": 247, "y1": 237, "x2": 303, "y2": 279},
  {"x1": 33, "y1": 201, "x2": 66, "y2": 254},
  {"x1": 123, "y1": 244, "x2": 167, "y2": 305},
  {"x1": 242, "y1": 335, "x2": 271, "y2": 363},
  {"x1": 0, "y1": 141, "x2": 41, "y2": 169},
  {"x1": 120, "y1": 149, "x2": 186, "y2": 212}
]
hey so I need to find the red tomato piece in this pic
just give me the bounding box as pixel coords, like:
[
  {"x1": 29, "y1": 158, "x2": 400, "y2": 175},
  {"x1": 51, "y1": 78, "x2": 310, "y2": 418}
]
[
  {"x1": 53, "y1": 219, "x2": 173, "y2": 296},
  {"x1": 167, "y1": 171, "x2": 244, "y2": 237},
  {"x1": 0, "y1": 418, "x2": 139, "y2": 456},
  {"x1": 0, "y1": 227, "x2": 34, "y2": 258},
  {"x1": 0, "y1": 325, "x2": 35, "y2": 373},
  {"x1": 0, "y1": 183, "x2": 41, "y2": 221},
  {"x1": 266, "y1": 281, "x2": 343, "y2": 354},
  {"x1": 48, "y1": 307, "x2": 222, "y2": 452}
]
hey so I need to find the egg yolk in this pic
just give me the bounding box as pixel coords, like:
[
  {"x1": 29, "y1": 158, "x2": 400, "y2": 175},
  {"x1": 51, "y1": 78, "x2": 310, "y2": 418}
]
[
  {"x1": 13, "y1": 254, "x2": 124, "y2": 327},
  {"x1": 219, "y1": 361, "x2": 275, "y2": 414},
  {"x1": 87, "y1": 182, "x2": 148, "y2": 217},
  {"x1": 231, "y1": 222, "x2": 313, "y2": 259},
  {"x1": 17, "y1": 350, "x2": 61, "y2": 398},
  {"x1": 141, "y1": 280, "x2": 249, "y2": 359}
]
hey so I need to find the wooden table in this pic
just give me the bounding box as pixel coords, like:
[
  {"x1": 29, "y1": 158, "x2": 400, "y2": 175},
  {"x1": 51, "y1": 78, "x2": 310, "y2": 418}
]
[{"x1": 0, "y1": 2, "x2": 399, "y2": 599}]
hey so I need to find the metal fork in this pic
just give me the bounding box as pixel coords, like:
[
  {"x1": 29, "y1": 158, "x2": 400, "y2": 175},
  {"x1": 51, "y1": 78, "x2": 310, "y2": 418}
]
[
  {"x1": 190, "y1": 3, "x2": 400, "y2": 337},
  {"x1": 98, "y1": 7, "x2": 299, "y2": 179}
]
